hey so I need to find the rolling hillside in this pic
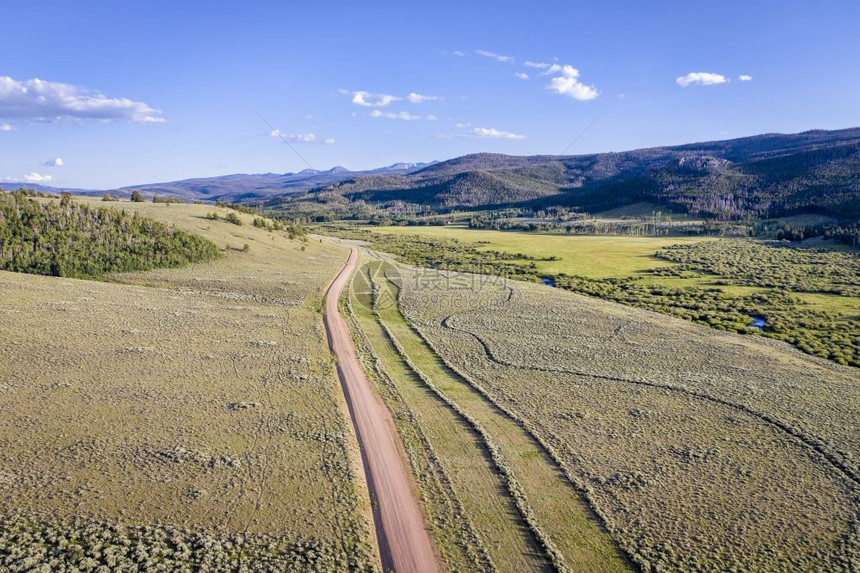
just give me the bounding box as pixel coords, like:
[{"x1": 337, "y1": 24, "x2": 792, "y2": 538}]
[
  {"x1": 278, "y1": 128, "x2": 860, "y2": 221},
  {"x1": 0, "y1": 197, "x2": 379, "y2": 570}
]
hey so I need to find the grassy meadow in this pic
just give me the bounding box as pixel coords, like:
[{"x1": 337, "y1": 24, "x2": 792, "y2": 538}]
[
  {"x1": 346, "y1": 255, "x2": 630, "y2": 572},
  {"x1": 370, "y1": 225, "x2": 713, "y2": 279},
  {"x1": 345, "y1": 225, "x2": 859, "y2": 365},
  {"x1": 0, "y1": 197, "x2": 377, "y2": 571},
  {"x1": 394, "y1": 261, "x2": 859, "y2": 571},
  {"x1": 2, "y1": 194, "x2": 857, "y2": 571}
]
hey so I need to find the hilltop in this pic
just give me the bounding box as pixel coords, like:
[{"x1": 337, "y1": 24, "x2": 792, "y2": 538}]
[{"x1": 276, "y1": 128, "x2": 860, "y2": 222}]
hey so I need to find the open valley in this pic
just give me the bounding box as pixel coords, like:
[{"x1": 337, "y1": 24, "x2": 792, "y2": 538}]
[{"x1": 2, "y1": 5, "x2": 859, "y2": 569}]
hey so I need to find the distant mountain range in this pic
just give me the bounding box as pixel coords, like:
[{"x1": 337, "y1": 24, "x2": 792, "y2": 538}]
[
  {"x1": 5, "y1": 128, "x2": 860, "y2": 222},
  {"x1": 0, "y1": 162, "x2": 436, "y2": 203},
  {"x1": 278, "y1": 127, "x2": 860, "y2": 221}
]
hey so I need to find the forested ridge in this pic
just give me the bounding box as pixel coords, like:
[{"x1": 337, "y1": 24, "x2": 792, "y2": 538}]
[
  {"x1": 0, "y1": 191, "x2": 219, "y2": 279},
  {"x1": 273, "y1": 128, "x2": 860, "y2": 223}
]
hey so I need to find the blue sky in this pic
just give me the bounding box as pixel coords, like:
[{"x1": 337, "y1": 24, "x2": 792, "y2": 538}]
[{"x1": 1, "y1": 0, "x2": 858, "y2": 189}]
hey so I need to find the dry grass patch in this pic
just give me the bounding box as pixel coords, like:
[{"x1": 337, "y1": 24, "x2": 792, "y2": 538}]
[{"x1": 0, "y1": 198, "x2": 376, "y2": 571}]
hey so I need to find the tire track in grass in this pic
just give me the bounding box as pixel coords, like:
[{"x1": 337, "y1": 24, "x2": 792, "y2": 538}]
[
  {"x1": 352, "y1": 259, "x2": 548, "y2": 572},
  {"x1": 422, "y1": 268, "x2": 860, "y2": 487},
  {"x1": 348, "y1": 264, "x2": 499, "y2": 571},
  {"x1": 441, "y1": 314, "x2": 860, "y2": 487},
  {"x1": 372, "y1": 262, "x2": 633, "y2": 572},
  {"x1": 391, "y1": 263, "x2": 858, "y2": 570}
]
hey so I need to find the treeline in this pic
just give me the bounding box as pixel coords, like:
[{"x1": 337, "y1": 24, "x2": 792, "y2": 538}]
[
  {"x1": 214, "y1": 199, "x2": 261, "y2": 215},
  {"x1": 0, "y1": 191, "x2": 219, "y2": 279},
  {"x1": 206, "y1": 209, "x2": 306, "y2": 239},
  {"x1": 774, "y1": 223, "x2": 860, "y2": 247}
]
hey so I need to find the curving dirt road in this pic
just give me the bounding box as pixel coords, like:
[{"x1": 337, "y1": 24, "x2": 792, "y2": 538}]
[{"x1": 324, "y1": 248, "x2": 439, "y2": 573}]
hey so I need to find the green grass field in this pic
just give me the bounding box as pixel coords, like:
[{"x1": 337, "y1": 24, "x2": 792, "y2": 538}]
[
  {"x1": 354, "y1": 225, "x2": 859, "y2": 365},
  {"x1": 370, "y1": 225, "x2": 712, "y2": 279},
  {"x1": 369, "y1": 225, "x2": 860, "y2": 314},
  {"x1": 369, "y1": 225, "x2": 738, "y2": 294}
]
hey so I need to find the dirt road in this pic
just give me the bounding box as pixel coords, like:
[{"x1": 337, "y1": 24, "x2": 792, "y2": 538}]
[{"x1": 324, "y1": 248, "x2": 439, "y2": 573}]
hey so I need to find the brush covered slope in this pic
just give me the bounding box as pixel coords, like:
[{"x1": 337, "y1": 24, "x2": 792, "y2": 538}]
[
  {"x1": 0, "y1": 197, "x2": 377, "y2": 572},
  {"x1": 278, "y1": 127, "x2": 860, "y2": 221},
  {"x1": 394, "y1": 264, "x2": 859, "y2": 571}
]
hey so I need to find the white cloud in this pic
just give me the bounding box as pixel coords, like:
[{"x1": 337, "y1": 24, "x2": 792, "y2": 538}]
[
  {"x1": 370, "y1": 110, "x2": 436, "y2": 121},
  {"x1": 469, "y1": 127, "x2": 525, "y2": 139},
  {"x1": 323, "y1": 137, "x2": 335, "y2": 144},
  {"x1": 0, "y1": 123, "x2": 11, "y2": 131},
  {"x1": 546, "y1": 65, "x2": 599, "y2": 101},
  {"x1": 43, "y1": 157, "x2": 63, "y2": 167},
  {"x1": 22, "y1": 172, "x2": 52, "y2": 183},
  {"x1": 515, "y1": 72, "x2": 529, "y2": 80},
  {"x1": 453, "y1": 50, "x2": 465, "y2": 57},
  {"x1": 270, "y1": 130, "x2": 333, "y2": 144},
  {"x1": 370, "y1": 110, "x2": 419, "y2": 120},
  {"x1": 525, "y1": 61, "x2": 562, "y2": 74},
  {"x1": 350, "y1": 90, "x2": 401, "y2": 107},
  {"x1": 0, "y1": 76, "x2": 164, "y2": 123},
  {"x1": 676, "y1": 72, "x2": 729, "y2": 87},
  {"x1": 454, "y1": 122, "x2": 471, "y2": 128},
  {"x1": 476, "y1": 49, "x2": 514, "y2": 63},
  {"x1": 738, "y1": 74, "x2": 753, "y2": 82},
  {"x1": 407, "y1": 92, "x2": 442, "y2": 103},
  {"x1": 526, "y1": 60, "x2": 598, "y2": 100}
]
